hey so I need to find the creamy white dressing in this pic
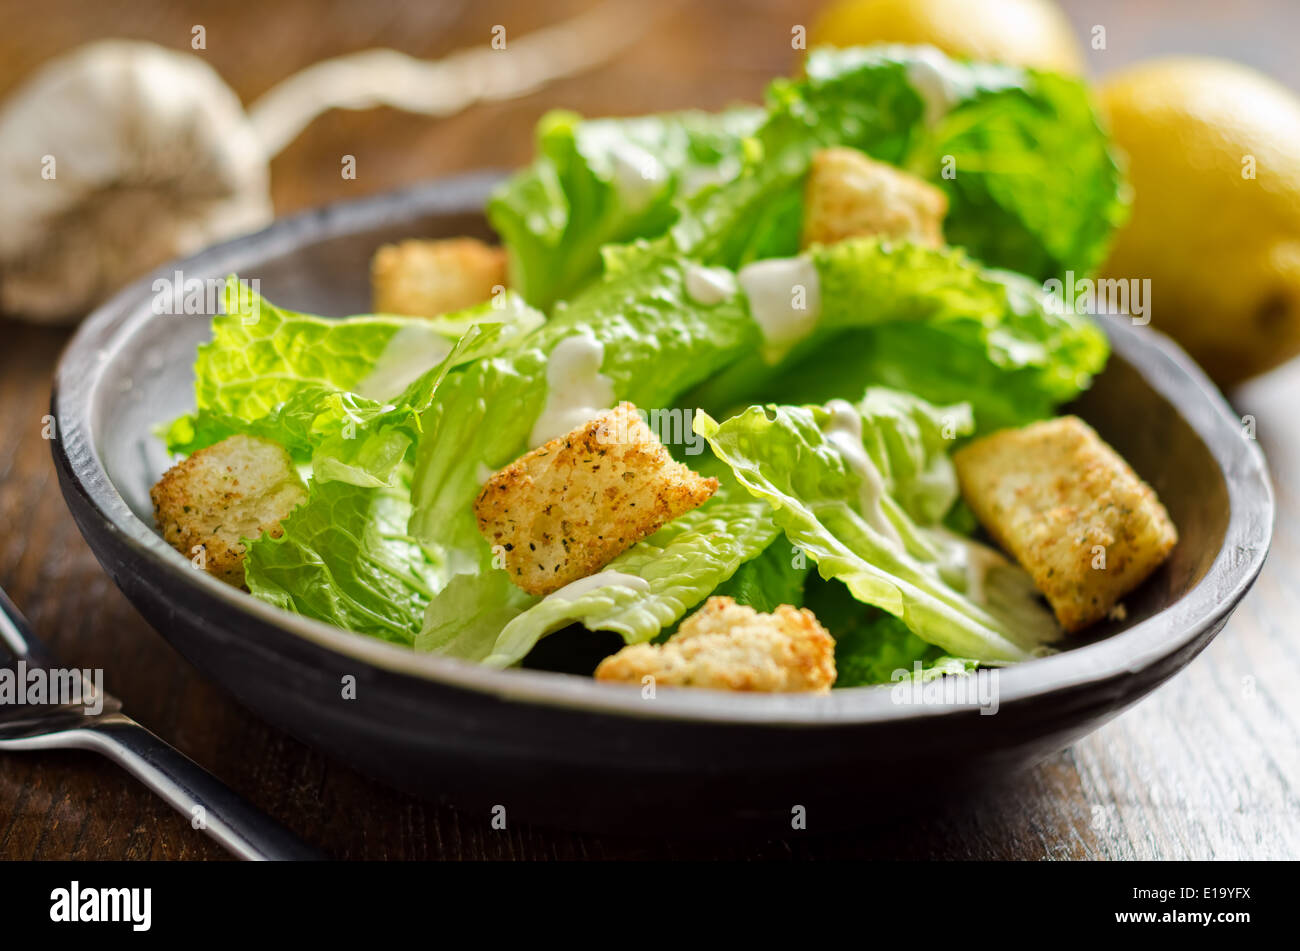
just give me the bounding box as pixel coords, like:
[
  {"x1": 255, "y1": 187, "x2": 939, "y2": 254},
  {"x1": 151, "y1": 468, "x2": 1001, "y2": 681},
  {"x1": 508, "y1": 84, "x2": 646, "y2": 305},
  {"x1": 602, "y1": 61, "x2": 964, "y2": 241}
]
[
  {"x1": 528, "y1": 335, "x2": 616, "y2": 448},
  {"x1": 355, "y1": 322, "x2": 454, "y2": 401},
  {"x1": 679, "y1": 157, "x2": 740, "y2": 197},
  {"x1": 934, "y1": 531, "x2": 998, "y2": 604},
  {"x1": 929, "y1": 526, "x2": 1014, "y2": 606},
  {"x1": 683, "y1": 263, "x2": 737, "y2": 305},
  {"x1": 823, "y1": 399, "x2": 901, "y2": 545},
  {"x1": 894, "y1": 44, "x2": 1018, "y2": 126},
  {"x1": 924, "y1": 525, "x2": 1061, "y2": 647},
  {"x1": 737, "y1": 256, "x2": 821, "y2": 363},
  {"x1": 607, "y1": 141, "x2": 666, "y2": 212},
  {"x1": 963, "y1": 548, "x2": 998, "y2": 605},
  {"x1": 544, "y1": 570, "x2": 650, "y2": 602},
  {"x1": 903, "y1": 46, "x2": 965, "y2": 127}
]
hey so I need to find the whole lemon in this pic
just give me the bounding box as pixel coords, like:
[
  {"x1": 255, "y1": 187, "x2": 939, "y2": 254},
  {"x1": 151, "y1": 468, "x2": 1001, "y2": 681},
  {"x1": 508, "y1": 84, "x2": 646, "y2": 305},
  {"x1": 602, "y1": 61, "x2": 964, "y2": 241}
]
[
  {"x1": 1099, "y1": 59, "x2": 1300, "y2": 385},
  {"x1": 809, "y1": 0, "x2": 1083, "y2": 73}
]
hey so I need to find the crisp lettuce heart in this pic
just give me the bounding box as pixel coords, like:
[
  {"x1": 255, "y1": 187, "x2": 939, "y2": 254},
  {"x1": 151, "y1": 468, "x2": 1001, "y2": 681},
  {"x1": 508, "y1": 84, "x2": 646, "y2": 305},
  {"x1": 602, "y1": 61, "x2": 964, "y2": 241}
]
[
  {"x1": 414, "y1": 569, "x2": 539, "y2": 661},
  {"x1": 698, "y1": 45, "x2": 1125, "y2": 277},
  {"x1": 798, "y1": 46, "x2": 1127, "y2": 280}
]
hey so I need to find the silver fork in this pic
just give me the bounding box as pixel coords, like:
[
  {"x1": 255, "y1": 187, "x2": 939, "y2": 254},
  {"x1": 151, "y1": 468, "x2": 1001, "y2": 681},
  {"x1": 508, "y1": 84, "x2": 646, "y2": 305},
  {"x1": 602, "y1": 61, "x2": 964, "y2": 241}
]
[{"x1": 0, "y1": 587, "x2": 322, "y2": 860}]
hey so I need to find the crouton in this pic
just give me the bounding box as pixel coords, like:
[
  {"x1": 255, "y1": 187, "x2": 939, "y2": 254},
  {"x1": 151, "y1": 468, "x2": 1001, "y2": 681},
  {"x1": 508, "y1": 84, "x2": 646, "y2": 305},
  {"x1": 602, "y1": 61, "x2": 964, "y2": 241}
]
[
  {"x1": 595, "y1": 596, "x2": 836, "y2": 692},
  {"x1": 370, "y1": 237, "x2": 507, "y2": 317},
  {"x1": 151, "y1": 435, "x2": 307, "y2": 588},
  {"x1": 953, "y1": 416, "x2": 1178, "y2": 633},
  {"x1": 475, "y1": 402, "x2": 718, "y2": 596},
  {"x1": 801, "y1": 146, "x2": 948, "y2": 250}
]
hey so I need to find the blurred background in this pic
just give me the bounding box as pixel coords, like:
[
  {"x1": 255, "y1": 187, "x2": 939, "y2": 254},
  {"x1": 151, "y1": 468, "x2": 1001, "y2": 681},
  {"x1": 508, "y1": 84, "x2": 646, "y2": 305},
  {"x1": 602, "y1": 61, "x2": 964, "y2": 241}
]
[
  {"x1": 0, "y1": 0, "x2": 1292, "y2": 213},
  {"x1": 1, "y1": 0, "x2": 1298, "y2": 860}
]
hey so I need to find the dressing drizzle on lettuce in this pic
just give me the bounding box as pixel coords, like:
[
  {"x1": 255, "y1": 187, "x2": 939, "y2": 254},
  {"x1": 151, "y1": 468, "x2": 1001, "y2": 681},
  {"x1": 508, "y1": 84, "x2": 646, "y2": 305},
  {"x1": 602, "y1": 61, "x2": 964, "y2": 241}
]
[{"x1": 695, "y1": 391, "x2": 1061, "y2": 664}]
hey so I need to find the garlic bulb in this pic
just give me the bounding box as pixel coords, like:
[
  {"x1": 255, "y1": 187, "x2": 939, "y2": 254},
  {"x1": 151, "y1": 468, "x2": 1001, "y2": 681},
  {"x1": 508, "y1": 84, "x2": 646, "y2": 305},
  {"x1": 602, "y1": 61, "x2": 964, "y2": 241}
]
[
  {"x1": 0, "y1": 1, "x2": 665, "y2": 324},
  {"x1": 0, "y1": 41, "x2": 272, "y2": 322}
]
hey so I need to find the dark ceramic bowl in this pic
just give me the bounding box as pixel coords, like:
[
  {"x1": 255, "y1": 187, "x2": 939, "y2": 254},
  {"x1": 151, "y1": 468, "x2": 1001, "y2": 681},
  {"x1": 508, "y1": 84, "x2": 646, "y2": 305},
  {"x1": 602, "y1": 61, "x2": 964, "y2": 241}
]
[{"x1": 51, "y1": 174, "x2": 1274, "y2": 835}]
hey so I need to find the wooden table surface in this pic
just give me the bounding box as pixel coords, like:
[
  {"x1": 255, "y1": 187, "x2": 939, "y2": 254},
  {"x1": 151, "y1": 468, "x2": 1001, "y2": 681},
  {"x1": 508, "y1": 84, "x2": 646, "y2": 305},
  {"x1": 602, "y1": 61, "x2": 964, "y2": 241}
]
[{"x1": 1, "y1": 0, "x2": 1297, "y2": 860}]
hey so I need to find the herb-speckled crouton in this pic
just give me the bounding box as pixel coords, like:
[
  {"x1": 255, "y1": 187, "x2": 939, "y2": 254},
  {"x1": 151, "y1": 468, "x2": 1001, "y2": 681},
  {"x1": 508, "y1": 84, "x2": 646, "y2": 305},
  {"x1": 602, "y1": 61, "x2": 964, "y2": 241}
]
[
  {"x1": 953, "y1": 416, "x2": 1178, "y2": 633},
  {"x1": 475, "y1": 402, "x2": 718, "y2": 596},
  {"x1": 151, "y1": 435, "x2": 307, "y2": 588},
  {"x1": 370, "y1": 237, "x2": 507, "y2": 317},
  {"x1": 595, "y1": 596, "x2": 837, "y2": 692},
  {"x1": 801, "y1": 146, "x2": 948, "y2": 250}
]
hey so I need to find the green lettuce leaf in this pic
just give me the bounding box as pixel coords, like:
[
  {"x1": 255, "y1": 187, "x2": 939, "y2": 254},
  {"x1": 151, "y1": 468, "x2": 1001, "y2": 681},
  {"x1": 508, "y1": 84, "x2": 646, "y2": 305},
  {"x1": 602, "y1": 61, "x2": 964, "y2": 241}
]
[
  {"x1": 695, "y1": 395, "x2": 1060, "y2": 663},
  {"x1": 166, "y1": 278, "x2": 545, "y2": 489},
  {"x1": 804, "y1": 574, "x2": 962, "y2": 686},
  {"x1": 244, "y1": 474, "x2": 444, "y2": 645},
  {"x1": 490, "y1": 47, "x2": 1124, "y2": 307},
  {"x1": 649, "y1": 46, "x2": 1123, "y2": 280},
  {"x1": 488, "y1": 107, "x2": 763, "y2": 308},
  {"x1": 308, "y1": 312, "x2": 542, "y2": 488},
  {"x1": 708, "y1": 535, "x2": 810, "y2": 615},
  {"x1": 414, "y1": 569, "x2": 538, "y2": 660},
  {"x1": 690, "y1": 238, "x2": 1108, "y2": 433},
  {"x1": 416, "y1": 479, "x2": 779, "y2": 667},
  {"x1": 854, "y1": 386, "x2": 972, "y2": 525},
  {"x1": 904, "y1": 68, "x2": 1129, "y2": 283}
]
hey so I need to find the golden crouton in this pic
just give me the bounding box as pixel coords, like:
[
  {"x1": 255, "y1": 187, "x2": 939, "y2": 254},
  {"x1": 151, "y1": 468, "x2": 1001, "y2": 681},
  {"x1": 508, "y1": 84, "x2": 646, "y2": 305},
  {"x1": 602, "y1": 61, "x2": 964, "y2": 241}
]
[
  {"x1": 151, "y1": 435, "x2": 307, "y2": 588},
  {"x1": 953, "y1": 416, "x2": 1178, "y2": 633},
  {"x1": 370, "y1": 237, "x2": 507, "y2": 317},
  {"x1": 801, "y1": 146, "x2": 948, "y2": 250},
  {"x1": 475, "y1": 402, "x2": 718, "y2": 596},
  {"x1": 595, "y1": 596, "x2": 836, "y2": 692}
]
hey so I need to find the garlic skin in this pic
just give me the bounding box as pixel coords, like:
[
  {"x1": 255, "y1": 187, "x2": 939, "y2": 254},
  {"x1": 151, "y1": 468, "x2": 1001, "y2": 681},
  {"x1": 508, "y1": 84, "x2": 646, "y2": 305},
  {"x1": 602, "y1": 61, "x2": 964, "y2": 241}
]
[{"x1": 0, "y1": 40, "x2": 273, "y2": 323}]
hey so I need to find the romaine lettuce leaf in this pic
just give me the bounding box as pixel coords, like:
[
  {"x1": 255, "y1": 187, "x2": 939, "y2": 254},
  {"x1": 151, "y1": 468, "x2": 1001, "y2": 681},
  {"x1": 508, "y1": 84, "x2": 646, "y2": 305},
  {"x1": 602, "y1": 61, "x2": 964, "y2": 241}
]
[
  {"x1": 695, "y1": 395, "x2": 1060, "y2": 663},
  {"x1": 690, "y1": 238, "x2": 1108, "y2": 433},
  {"x1": 166, "y1": 278, "x2": 544, "y2": 489},
  {"x1": 905, "y1": 68, "x2": 1129, "y2": 285},
  {"x1": 416, "y1": 478, "x2": 779, "y2": 667},
  {"x1": 798, "y1": 46, "x2": 1126, "y2": 280},
  {"x1": 188, "y1": 278, "x2": 412, "y2": 419},
  {"x1": 244, "y1": 474, "x2": 444, "y2": 645},
  {"x1": 591, "y1": 46, "x2": 1123, "y2": 286},
  {"x1": 803, "y1": 573, "x2": 973, "y2": 686},
  {"x1": 707, "y1": 535, "x2": 810, "y2": 615},
  {"x1": 414, "y1": 568, "x2": 538, "y2": 660},
  {"x1": 488, "y1": 107, "x2": 763, "y2": 308}
]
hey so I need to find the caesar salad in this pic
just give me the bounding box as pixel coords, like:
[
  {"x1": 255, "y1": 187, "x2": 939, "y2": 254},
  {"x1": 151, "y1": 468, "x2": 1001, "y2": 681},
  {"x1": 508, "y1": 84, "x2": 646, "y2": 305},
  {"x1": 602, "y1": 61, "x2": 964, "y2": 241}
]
[{"x1": 150, "y1": 46, "x2": 1176, "y2": 693}]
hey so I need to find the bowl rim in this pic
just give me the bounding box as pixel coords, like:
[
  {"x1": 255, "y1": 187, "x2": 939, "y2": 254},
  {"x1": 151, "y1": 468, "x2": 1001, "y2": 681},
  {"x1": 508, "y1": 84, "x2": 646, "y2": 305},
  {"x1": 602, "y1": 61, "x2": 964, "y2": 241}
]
[{"x1": 51, "y1": 172, "x2": 1275, "y2": 727}]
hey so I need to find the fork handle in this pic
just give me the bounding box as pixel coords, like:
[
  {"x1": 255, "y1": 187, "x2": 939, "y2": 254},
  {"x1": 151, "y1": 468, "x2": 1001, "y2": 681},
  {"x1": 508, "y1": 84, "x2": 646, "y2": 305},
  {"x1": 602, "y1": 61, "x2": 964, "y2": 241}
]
[{"x1": 65, "y1": 715, "x2": 324, "y2": 860}]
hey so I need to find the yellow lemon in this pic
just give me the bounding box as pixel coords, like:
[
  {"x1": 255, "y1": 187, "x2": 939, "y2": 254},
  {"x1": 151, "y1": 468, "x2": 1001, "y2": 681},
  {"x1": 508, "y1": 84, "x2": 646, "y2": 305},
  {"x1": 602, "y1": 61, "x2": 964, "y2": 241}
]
[
  {"x1": 1099, "y1": 58, "x2": 1300, "y2": 384},
  {"x1": 808, "y1": 0, "x2": 1083, "y2": 74}
]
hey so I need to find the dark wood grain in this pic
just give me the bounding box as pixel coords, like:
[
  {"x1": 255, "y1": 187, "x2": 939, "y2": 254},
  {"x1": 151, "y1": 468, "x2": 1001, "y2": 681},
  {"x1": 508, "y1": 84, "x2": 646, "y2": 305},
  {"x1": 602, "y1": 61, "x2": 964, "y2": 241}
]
[{"x1": 1, "y1": 0, "x2": 1297, "y2": 860}]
